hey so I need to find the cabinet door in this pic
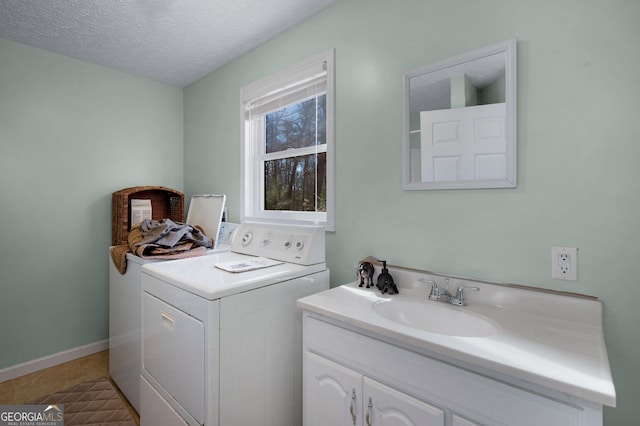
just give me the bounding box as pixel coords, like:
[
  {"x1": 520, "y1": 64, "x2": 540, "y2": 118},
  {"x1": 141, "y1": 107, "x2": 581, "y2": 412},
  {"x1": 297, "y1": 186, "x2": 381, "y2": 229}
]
[
  {"x1": 304, "y1": 352, "x2": 363, "y2": 426},
  {"x1": 363, "y1": 378, "x2": 445, "y2": 426}
]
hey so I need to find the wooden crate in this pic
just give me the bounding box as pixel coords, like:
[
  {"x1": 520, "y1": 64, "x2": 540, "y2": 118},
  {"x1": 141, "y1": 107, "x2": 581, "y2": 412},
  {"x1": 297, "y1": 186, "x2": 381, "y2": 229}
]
[{"x1": 111, "y1": 186, "x2": 184, "y2": 246}]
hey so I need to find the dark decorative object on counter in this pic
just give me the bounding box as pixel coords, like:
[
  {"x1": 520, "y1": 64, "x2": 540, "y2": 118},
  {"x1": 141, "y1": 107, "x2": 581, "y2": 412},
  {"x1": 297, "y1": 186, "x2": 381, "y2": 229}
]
[{"x1": 358, "y1": 261, "x2": 375, "y2": 288}]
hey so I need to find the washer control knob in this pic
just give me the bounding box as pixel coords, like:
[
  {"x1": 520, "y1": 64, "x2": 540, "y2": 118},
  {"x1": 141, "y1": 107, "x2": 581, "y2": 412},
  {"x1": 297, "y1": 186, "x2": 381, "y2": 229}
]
[
  {"x1": 284, "y1": 240, "x2": 292, "y2": 249},
  {"x1": 241, "y1": 232, "x2": 253, "y2": 246},
  {"x1": 262, "y1": 233, "x2": 272, "y2": 246},
  {"x1": 295, "y1": 241, "x2": 304, "y2": 250}
]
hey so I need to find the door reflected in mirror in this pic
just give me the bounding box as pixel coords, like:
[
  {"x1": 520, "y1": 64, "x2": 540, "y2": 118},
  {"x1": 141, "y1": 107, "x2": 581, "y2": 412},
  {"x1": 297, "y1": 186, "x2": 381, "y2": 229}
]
[{"x1": 402, "y1": 39, "x2": 517, "y2": 190}]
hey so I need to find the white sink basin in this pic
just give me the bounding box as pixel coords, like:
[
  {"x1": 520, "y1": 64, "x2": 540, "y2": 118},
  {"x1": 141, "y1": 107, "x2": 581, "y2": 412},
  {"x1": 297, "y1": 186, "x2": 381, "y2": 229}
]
[{"x1": 372, "y1": 298, "x2": 498, "y2": 337}]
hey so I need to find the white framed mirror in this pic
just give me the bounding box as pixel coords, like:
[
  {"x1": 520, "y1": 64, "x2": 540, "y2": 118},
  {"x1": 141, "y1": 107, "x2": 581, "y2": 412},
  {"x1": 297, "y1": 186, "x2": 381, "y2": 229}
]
[{"x1": 402, "y1": 39, "x2": 517, "y2": 190}]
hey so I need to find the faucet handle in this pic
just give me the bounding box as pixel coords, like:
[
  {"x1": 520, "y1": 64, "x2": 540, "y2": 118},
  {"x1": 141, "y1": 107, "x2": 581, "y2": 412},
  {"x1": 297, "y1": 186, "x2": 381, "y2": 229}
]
[
  {"x1": 451, "y1": 285, "x2": 480, "y2": 306},
  {"x1": 418, "y1": 278, "x2": 442, "y2": 300}
]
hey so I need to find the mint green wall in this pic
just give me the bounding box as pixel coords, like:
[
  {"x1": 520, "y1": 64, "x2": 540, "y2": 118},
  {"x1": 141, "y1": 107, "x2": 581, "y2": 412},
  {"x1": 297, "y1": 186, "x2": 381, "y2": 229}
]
[
  {"x1": 184, "y1": 0, "x2": 640, "y2": 423},
  {"x1": 0, "y1": 38, "x2": 183, "y2": 369}
]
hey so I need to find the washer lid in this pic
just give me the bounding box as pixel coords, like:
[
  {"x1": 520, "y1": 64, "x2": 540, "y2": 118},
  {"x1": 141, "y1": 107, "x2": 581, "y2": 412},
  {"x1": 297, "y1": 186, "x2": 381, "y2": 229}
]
[
  {"x1": 185, "y1": 194, "x2": 226, "y2": 245},
  {"x1": 142, "y1": 252, "x2": 326, "y2": 300}
]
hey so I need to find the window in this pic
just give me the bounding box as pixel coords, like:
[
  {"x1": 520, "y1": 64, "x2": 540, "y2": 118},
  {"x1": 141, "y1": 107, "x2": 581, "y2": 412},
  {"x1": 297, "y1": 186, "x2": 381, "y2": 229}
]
[{"x1": 241, "y1": 49, "x2": 335, "y2": 230}]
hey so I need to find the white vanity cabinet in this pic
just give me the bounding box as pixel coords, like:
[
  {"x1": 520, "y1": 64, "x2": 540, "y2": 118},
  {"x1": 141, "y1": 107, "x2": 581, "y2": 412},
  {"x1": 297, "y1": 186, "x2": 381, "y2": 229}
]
[
  {"x1": 305, "y1": 351, "x2": 445, "y2": 426},
  {"x1": 302, "y1": 313, "x2": 602, "y2": 426},
  {"x1": 365, "y1": 377, "x2": 446, "y2": 426},
  {"x1": 303, "y1": 351, "x2": 361, "y2": 426}
]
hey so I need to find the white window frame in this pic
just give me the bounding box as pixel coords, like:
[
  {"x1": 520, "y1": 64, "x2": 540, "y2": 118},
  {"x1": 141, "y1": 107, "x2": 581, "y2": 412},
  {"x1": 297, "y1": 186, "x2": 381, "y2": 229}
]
[{"x1": 240, "y1": 49, "x2": 335, "y2": 231}]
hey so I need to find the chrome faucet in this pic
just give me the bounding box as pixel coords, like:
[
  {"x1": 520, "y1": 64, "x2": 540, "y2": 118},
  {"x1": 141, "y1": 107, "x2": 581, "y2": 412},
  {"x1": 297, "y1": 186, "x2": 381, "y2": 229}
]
[
  {"x1": 451, "y1": 285, "x2": 480, "y2": 306},
  {"x1": 419, "y1": 278, "x2": 450, "y2": 301},
  {"x1": 419, "y1": 278, "x2": 479, "y2": 306}
]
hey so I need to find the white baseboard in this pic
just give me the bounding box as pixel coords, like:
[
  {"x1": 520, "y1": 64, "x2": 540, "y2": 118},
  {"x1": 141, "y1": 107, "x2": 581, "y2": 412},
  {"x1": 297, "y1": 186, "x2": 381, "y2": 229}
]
[{"x1": 0, "y1": 339, "x2": 108, "y2": 383}]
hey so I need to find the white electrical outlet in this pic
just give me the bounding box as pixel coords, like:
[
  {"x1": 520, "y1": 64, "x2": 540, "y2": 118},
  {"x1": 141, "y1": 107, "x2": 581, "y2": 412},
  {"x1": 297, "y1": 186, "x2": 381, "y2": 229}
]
[{"x1": 551, "y1": 246, "x2": 578, "y2": 280}]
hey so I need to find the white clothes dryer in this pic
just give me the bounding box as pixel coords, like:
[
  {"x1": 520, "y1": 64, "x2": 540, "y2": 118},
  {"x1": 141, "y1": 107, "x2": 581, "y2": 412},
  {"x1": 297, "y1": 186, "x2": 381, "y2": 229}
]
[
  {"x1": 139, "y1": 221, "x2": 329, "y2": 426},
  {"x1": 109, "y1": 245, "x2": 230, "y2": 412}
]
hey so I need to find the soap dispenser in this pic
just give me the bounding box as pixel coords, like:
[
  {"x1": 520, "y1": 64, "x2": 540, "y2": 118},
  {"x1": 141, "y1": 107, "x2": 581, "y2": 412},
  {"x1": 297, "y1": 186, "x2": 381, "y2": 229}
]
[{"x1": 376, "y1": 260, "x2": 399, "y2": 294}]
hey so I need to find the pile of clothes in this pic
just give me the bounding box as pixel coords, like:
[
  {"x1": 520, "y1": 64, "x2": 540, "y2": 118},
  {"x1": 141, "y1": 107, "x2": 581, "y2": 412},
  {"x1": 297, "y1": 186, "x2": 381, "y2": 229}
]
[{"x1": 110, "y1": 218, "x2": 213, "y2": 274}]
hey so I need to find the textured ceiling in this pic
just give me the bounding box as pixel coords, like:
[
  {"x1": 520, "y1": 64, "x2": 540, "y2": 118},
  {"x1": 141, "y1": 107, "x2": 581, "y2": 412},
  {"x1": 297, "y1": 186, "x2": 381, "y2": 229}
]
[{"x1": 0, "y1": 0, "x2": 338, "y2": 87}]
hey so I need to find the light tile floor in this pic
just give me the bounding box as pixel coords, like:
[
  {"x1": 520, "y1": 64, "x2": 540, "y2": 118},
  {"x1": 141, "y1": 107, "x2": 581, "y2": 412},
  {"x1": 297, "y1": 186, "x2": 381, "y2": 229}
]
[{"x1": 0, "y1": 350, "x2": 139, "y2": 425}]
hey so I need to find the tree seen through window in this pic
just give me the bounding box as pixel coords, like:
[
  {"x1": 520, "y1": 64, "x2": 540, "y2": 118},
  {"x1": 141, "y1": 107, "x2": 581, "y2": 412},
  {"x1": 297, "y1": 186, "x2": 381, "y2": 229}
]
[{"x1": 264, "y1": 95, "x2": 326, "y2": 212}]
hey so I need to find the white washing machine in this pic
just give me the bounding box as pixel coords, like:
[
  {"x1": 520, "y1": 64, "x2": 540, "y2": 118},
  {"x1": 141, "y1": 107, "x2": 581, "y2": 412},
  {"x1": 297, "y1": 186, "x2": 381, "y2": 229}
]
[
  {"x1": 139, "y1": 221, "x2": 330, "y2": 426},
  {"x1": 109, "y1": 195, "x2": 230, "y2": 412}
]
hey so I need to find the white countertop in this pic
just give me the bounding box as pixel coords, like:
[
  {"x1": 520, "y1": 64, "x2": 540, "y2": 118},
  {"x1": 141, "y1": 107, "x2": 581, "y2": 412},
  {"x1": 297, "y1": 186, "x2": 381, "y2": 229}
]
[{"x1": 297, "y1": 277, "x2": 616, "y2": 407}]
